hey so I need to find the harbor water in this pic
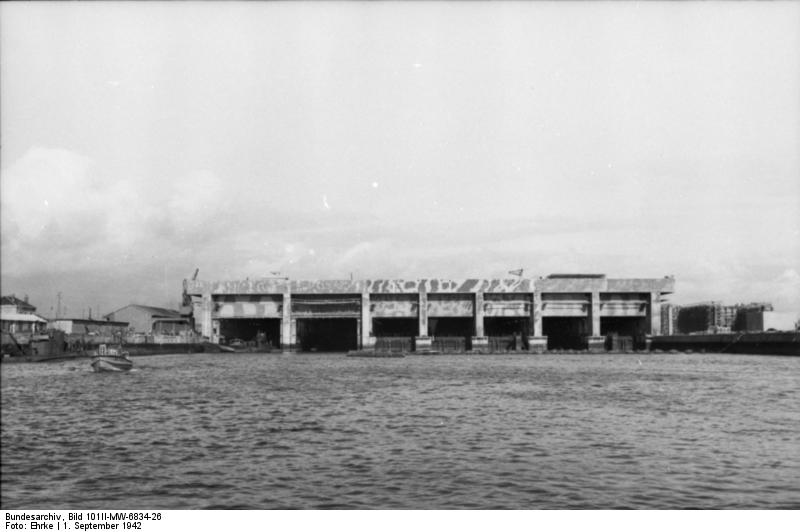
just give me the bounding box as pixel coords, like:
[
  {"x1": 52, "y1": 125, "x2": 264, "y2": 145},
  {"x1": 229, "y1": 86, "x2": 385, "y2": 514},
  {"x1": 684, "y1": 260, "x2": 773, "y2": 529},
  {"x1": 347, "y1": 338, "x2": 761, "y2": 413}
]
[{"x1": 2, "y1": 353, "x2": 799, "y2": 509}]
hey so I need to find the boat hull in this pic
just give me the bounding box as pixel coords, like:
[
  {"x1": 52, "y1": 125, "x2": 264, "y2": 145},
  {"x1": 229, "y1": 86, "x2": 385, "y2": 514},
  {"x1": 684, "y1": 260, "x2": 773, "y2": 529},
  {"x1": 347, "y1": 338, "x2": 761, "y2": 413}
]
[{"x1": 91, "y1": 356, "x2": 133, "y2": 372}]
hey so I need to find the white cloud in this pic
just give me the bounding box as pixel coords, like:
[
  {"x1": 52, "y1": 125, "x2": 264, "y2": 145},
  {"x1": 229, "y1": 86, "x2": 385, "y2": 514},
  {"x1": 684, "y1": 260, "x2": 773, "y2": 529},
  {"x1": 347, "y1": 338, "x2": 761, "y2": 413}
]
[
  {"x1": 0, "y1": 148, "x2": 230, "y2": 277},
  {"x1": 1, "y1": 148, "x2": 112, "y2": 274},
  {"x1": 2, "y1": 3, "x2": 798, "y2": 319},
  {"x1": 1, "y1": 147, "x2": 96, "y2": 239}
]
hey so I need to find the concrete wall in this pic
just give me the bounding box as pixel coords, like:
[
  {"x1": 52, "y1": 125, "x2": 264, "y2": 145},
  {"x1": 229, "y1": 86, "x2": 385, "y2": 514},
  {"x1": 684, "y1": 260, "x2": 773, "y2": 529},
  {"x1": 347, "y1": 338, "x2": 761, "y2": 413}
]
[
  {"x1": 186, "y1": 277, "x2": 538, "y2": 295},
  {"x1": 370, "y1": 294, "x2": 418, "y2": 317},
  {"x1": 290, "y1": 295, "x2": 361, "y2": 317},
  {"x1": 427, "y1": 294, "x2": 473, "y2": 317},
  {"x1": 541, "y1": 293, "x2": 590, "y2": 317},
  {"x1": 213, "y1": 295, "x2": 282, "y2": 318},
  {"x1": 483, "y1": 293, "x2": 530, "y2": 318},
  {"x1": 599, "y1": 293, "x2": 648, "y2": 317}
]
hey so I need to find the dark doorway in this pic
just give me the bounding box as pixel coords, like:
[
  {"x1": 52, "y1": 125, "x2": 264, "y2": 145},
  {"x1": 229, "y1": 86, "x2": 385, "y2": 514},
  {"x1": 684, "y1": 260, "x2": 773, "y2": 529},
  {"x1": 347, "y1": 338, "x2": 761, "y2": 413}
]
[
  {"x1": 543, "y1": 317, "x2": 589, "y2": 350},
  {"x1": 372, "y1": 318, "x2": 418, "y2": 337},
  {"x1": 429, "y1": 317, "x2": 473, "y2": 352},
  {"x1": 485, "y1": 317, "x2": 530, "y2": 351},
  {"x1": 296, "y1": 318, "x2": 357, "y2": 352},
  {"x1": 372, "y1": 318, "x2": 418, "y2": 353},
  {"x1": 600, "y1": 317, "x2": 646, "y2": 337},
  {"x1": 429, "y1": 317, "x2": 473, "y2": 337},
  {"x1": 484, "y1": 317, "x2": 529, "y2": 336},
  {"x1": 601, "y1": 317, "x2": 648, "y2": 351},
  {"x1": 219, "y1": 318, "x2": 280, "y2": 349}
]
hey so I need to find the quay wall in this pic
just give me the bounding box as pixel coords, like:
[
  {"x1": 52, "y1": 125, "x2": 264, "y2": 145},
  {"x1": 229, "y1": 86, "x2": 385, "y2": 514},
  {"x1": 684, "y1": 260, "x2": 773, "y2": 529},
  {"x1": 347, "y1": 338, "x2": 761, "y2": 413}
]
[
  {"x1": 652, "y1": 332, "x2": 800, "y2": 356},
  {"x1": 2, "y1": 329, "x2": 209, "y2": 361}
]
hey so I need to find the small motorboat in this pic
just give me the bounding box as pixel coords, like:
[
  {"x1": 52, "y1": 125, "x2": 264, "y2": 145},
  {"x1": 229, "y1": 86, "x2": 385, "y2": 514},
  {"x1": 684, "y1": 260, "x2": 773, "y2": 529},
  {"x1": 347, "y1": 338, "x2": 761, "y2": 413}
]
[{"x1": 91, "y1": 344, "x2": 133, "y2": 372}]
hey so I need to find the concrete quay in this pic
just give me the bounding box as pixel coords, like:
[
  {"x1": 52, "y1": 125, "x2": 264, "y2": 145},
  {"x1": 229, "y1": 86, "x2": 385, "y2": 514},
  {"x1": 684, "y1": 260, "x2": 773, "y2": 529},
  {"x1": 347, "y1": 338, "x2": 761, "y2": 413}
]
[{"x1": 652, "y1": 332, "x2": 800, "y2": 356}]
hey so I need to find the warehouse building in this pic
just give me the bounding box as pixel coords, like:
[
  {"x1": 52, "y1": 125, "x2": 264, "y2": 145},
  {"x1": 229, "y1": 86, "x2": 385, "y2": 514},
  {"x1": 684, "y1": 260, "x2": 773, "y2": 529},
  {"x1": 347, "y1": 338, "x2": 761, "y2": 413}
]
[
  {"x1": 104, "y1": 304, "x2": 191, "y2": 335},
  {"x1": 184, "y1": 274, "x2": 675, "y2": 353}
]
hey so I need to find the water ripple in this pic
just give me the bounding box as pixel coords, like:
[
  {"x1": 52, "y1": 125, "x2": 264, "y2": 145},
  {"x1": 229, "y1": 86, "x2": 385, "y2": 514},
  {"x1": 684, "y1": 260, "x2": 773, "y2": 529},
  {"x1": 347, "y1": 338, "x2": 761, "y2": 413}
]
[{"x1": 2, "y1": 353, "x2": 799, "y2": 508}]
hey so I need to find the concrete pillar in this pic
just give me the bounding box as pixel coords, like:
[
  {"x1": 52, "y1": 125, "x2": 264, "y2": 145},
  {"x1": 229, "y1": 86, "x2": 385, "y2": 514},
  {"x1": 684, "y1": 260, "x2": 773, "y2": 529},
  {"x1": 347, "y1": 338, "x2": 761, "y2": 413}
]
[
  {"x1": 527, "y1": 291, "x2": 547, "y2": 353},
  {"x1": 587, "y1": 291, "x2": 604, "y2": 353},
  {"x1": 418, "y1": 286, "x2": 428, "y2": 336},
  {"x1": 666, "y1": 304, "x2": 674, "y2": 336},
  {"x1": 281, "y1": 290, "x2": 292, "y2": 350},
  {"x1": 361, "y1": 292, "x2": 374, "y2": 349},
  {"x1": 472, "y1": 291, "x2": 489, "y2": 353},
  {"x1": 415, "y1": 285, "x2": 432, "y2": 352},
  {"x1": 532, "y1": 291, "x2": 543, "y2": 336},
  {"x1": 649, "y1": 292, "x2": 662, "y2": 337},
  {"x1": 201, "y1": 293, "x2": 213, "y2": 340},
  {"x1": 474, "y1": 291, "x2": 485, "y2": 337},
  {"x1": 591, "y1": 291, "x2": 601, "y2": 336}
]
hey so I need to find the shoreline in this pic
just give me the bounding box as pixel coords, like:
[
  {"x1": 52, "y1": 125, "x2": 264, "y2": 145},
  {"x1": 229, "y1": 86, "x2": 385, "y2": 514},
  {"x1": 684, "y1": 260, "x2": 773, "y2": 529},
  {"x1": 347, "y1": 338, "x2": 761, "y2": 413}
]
[
  {"x1": 3, "y1": 332, "x2": 797, "y2": 363},
  {"x1": 4, "y1": 348, "x2": 797, "y2": 364}
]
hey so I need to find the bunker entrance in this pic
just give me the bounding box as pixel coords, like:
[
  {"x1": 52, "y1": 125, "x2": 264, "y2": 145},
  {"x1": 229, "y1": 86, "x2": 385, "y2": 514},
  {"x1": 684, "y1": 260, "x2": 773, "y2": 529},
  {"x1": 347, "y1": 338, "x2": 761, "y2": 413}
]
[
  {"x1": 219, "y1": 318, "x2": 280, "y2": 349},
  {"x1": 372, "y1": 318, "x2": 418, "y2": 337},
  {"x1": 600, "y1": 317, "x2": 646, "y2": 337},
  {"x1": 429, "y1": 317, "x2": 473, "y2": 352},
  {"x1": 543, "y1": 317, "x2": 589, "y2": 350},
  {"x1": 601, "y1": 317, "x2": 648, "y2": 351},
  {"x1": 296, "y1": 318, "x2": 357, "y2": 352},
  {"x1": 372, "y1": 318, "x2": 418, "y2": 352},
  {"x1": 484, "y1": 317, "x2": 530, "y2": 351}
]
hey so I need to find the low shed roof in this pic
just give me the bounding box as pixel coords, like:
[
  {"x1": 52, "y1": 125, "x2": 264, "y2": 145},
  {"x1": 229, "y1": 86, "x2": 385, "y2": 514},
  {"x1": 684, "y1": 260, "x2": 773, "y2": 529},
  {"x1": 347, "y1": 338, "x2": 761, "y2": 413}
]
[{"x1": 1, "y1": 312, "x2": 48, "y2": 323}]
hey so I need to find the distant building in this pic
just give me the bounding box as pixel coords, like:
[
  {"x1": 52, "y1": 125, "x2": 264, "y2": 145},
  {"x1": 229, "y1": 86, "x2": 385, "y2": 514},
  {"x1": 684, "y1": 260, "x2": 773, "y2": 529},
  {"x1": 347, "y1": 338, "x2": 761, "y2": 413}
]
[
  {"x1": 736, "y1": 308, "x2": 797, "y2": 332},
  {"x1": 1, "y1": 295, "x2": 36, "y2": 314},
  {"x1": 667, "y1": 301, "x2": 778, "y2": 334},
  {"x1": 48, "y1": 318, "x2": 129, "y2": 336},
  {"x1": 0, "y1": 295, "x2": 47, "y2": 335},
  {"x1": 103, "y1": 304, "x2": 191, "y2": 335}
]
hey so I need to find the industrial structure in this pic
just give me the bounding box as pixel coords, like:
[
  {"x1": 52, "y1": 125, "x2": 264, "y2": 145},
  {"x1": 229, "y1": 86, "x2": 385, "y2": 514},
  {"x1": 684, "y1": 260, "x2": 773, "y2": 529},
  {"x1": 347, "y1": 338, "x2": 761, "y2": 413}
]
[
  {"x1": 661, "y1": 301, "x2": 796, "y2": 334},
  {"x1": 184, "y1": 274, "x2": 675, "y2": 353}
]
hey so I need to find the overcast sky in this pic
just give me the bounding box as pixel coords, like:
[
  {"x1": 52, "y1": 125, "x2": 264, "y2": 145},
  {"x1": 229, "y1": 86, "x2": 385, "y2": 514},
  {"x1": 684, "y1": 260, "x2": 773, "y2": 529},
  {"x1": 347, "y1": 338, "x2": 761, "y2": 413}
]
[{"x1": 1, "y1": 1, "x2": 798, "y2": 319}]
